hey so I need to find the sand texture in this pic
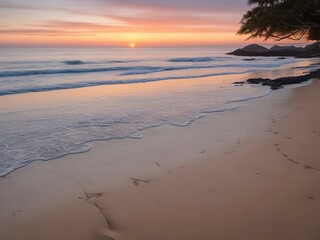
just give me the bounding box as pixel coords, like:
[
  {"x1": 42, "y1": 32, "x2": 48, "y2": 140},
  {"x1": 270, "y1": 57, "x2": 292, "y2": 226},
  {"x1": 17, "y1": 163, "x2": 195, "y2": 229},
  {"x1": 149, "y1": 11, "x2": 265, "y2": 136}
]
[{"x1": 0, "y1": 80, "x2": 320, "y2": 240}]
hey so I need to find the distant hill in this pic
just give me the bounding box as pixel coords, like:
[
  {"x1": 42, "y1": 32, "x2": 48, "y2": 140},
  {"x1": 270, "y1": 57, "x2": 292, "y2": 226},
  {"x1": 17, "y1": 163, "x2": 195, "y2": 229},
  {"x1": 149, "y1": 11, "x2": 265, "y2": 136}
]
[{"x1": 228, "y1": 42, "x2": 320, "y2": 58}]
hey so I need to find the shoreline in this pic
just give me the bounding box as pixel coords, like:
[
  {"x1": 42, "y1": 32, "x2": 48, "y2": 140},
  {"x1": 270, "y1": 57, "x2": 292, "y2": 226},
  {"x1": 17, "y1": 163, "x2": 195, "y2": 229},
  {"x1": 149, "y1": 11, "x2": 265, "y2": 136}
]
[
  {"x1": 0, "y1": 74, "x2": 269, "y2": 178},
  {"x1": 0, "y1": 62, "x2": 314, "y2": 178},
  {"x1": 1, "y1": 78, "x2": 320, "y2": 239}
]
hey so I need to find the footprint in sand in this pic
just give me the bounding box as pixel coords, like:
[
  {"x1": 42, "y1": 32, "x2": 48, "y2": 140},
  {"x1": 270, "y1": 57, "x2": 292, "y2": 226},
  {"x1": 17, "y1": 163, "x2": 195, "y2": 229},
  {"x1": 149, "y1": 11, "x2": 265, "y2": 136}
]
[
  {"x1": 12, "y1": 210, "x2": 22, "y2": 216},
  {"x1": 312, "y1": 130, "x2": 320, "y2": 136},
  {"x1": 270, "y1": 119, "x2": 277, "y2": 123},
  {"x1": 86, "y1": 192, "x2": 103, "y2": 199},
  {"x1": 304, "y1": 165, "x2": 319, "y2": 171},
  {"x1": 224, "y1": 150, "x2": 235, "y2": 155},
  {"x1": 130, "y1": 177, "x2": 152, "y2": 186},
  {"x1": 269, "y1": 128, "x2": 279, "y2": 134}
]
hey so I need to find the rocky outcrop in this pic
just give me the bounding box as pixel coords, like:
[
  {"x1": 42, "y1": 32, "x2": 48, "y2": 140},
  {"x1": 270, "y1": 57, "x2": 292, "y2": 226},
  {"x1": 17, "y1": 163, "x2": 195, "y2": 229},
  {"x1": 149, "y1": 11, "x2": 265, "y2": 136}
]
[
  {"x1": 228, "y1": 42, "x2": 320, "y2": 58},
  {"x1": 242, "y1": 44, "x2": 269, "y2": 52},
  {"x1": 234, "y1": 69, "x2": 320, "y2": 90}
]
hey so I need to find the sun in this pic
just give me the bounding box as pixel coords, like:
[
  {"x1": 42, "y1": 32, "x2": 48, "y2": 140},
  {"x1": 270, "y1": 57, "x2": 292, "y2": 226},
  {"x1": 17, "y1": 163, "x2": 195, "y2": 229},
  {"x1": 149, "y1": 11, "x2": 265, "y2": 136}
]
[{"x1": 130, "y1": 43, "x2": 135, "y2": 48}]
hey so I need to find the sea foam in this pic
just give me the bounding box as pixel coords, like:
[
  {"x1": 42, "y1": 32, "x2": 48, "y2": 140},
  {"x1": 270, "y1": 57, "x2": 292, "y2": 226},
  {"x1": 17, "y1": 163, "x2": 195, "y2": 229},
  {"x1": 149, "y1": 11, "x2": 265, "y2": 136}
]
[{"x1": 0, "y1": 47, "x2": 308, "y2": 176}]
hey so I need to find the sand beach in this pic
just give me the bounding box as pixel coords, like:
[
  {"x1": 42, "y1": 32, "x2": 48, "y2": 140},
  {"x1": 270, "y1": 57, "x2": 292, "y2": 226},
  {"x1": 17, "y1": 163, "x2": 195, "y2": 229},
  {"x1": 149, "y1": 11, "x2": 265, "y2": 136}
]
[
  {"x1": 1, "y1": 78, "x2": 319, "y2": 240},
  {"x1": 1, "y1": 0, "x2": 320, "y2": 239}
]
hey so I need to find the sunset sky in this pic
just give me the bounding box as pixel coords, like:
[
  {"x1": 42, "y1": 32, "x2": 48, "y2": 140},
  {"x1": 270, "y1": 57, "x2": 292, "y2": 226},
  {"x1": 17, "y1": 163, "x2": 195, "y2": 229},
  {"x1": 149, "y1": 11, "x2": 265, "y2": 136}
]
[{"x1": 0, "y1": 0, "x2": 307, "y2": 47}]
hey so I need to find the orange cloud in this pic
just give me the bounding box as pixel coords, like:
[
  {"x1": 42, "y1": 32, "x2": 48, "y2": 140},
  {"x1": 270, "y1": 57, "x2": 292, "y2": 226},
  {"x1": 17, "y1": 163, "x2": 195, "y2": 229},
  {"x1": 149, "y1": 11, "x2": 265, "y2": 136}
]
[{"x1": 0, "y1": 0, "x2": 308, "y2": 47}]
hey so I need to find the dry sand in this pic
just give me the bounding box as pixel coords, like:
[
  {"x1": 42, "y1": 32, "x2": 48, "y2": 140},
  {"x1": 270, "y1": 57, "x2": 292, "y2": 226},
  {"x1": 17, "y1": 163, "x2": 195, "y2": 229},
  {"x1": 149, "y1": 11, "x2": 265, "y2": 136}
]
[{"x1": 0, "y1": 80, "x2": 320, "y2": 240}]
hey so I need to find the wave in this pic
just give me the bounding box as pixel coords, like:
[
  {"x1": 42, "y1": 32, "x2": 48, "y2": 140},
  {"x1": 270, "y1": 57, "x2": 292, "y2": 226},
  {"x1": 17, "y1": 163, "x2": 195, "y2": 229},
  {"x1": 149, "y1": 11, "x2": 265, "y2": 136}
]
[
  {"x1": 0, "y1": 66, "x2": 160, "y2": 78},
  {"x1": 169, "y1": 57, "x2": 216, "y2": 62},
  {"x1": 0, "y1": 58, "x2": 301, "y2": 78},
  {"x1": 109, "y1": 60, "x2": 141, "y2": 63},
  {"x1": 0, "y1": 70, "x2": 256, "y2": 96},
  {"x1": 121, "y1": 63, "x2": 299, "y2": 76},
  {"x1": 168, "y1": 56, "x2": 235, "y2": 62},
  {"x1": 119, "y1": 62, "x2": 300, "y2": 76},
  {"x1": 0, "y1": 85, "x2": 273, "y2": 177},
  {"x1": 63, "y1": 60, "x2": 85, "y2": 65},
  {"x1": 0, "y1": 101, "x2": 237, "y2": 177},
  {"x1": 0, "y1": 143, "x2": 93, "y2": 177}
]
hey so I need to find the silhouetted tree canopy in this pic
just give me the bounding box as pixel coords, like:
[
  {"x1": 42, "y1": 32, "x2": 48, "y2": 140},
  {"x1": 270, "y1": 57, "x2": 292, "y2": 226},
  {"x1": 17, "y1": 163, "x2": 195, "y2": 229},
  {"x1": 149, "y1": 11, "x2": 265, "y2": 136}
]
[{"x1": 238, "y1": 0, "x2": 320, "y2": 41}]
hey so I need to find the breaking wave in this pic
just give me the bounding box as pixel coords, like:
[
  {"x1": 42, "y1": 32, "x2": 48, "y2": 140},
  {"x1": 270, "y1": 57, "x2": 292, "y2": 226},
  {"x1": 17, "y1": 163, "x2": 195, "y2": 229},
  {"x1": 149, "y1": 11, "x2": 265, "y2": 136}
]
[
  {"x1": 0, "y1": 61, "x2": 298, "y2": 78},
  {"x1": 169, "y1": 57, "x2": 216, "y2": 62},
  {"x1": 63, "y1": 60, "x2": 85, "y2": 65},
  {"x1": 0, "y1": 70, "x2": 255, "y2": 96}
]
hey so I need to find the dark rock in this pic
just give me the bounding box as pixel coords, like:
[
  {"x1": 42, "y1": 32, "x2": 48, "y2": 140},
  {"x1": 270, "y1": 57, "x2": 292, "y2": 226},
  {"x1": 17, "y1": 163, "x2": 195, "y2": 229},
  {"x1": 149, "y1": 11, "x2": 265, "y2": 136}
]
[
  {"x1": 228, "y1": 49, "x2": 266, "y2": 57},
  {"x1": 234, "y1": 81, "x2": 245, "y2": 84},
  {"x1": 242, "y1": 44, "x2": 269, "y2": 52},
  {"x1": 244, "y1": 68, "x2": 320, "y2": 90},
  {"x1": 246, "y1": 78, "x2": 270, "y2": 84},
  {"x1": 270, "y1": 85, "x2": 283, "y2": 90},
  {"x1": 298, "y1": 45, "x2": 320, "y2": 57},
  {"x1": 229, "y1": 44, "x2": 268, "y2": 57},
  {"x1": 270, "y1": 45, "x2": 287, "y2": 51},
  {"x1": 227, "y1": 42, "x2": 320, "y2": 58},
  {"x1": 269, "y1": 45, "x2": 303, "y2": 54},
  {"x1": 304, "y1": 42, "x2": 320, "y2": 51},
  {"x1": 277, "y1": 57, "x2": 287, "y2": 59},
  {"x1": 269, "y1": 46, "x2": 304, "y2": 56},
  {"x1": 263, "y1": 81, "x2": 284, "y2": 90},
  {"x1": 243, "y1": 58, "x2": 257, "y2": 61}
]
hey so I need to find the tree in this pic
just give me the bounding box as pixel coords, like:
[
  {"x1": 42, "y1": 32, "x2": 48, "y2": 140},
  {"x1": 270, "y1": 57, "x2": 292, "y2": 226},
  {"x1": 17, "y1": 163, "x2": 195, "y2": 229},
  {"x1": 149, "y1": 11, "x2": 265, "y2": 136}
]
[{"x1": 238, "y1": 0, "x2": 320, "y2": 41}]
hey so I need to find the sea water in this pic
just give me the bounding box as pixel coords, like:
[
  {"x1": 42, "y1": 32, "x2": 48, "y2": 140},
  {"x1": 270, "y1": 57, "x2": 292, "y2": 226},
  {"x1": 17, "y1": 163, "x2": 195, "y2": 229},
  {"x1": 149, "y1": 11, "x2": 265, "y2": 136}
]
[{"x1": 0, "y1": 46, "x2": 314, "y2": 176}]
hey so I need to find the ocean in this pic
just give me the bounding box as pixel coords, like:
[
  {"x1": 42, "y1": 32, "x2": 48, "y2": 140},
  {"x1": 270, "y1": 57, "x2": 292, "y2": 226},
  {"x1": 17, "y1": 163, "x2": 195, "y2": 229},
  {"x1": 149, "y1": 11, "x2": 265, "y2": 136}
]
[{"x1": 0, "y1": 46, "x2": 315, "y2": 176}]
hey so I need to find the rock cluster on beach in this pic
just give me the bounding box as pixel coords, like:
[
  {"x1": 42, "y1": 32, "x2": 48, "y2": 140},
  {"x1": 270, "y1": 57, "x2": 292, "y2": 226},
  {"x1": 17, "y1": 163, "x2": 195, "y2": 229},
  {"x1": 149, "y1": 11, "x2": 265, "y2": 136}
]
[
  {"x1": 228, "y1": 42, "x2": 320, "y2": 58},
  {"x1": 235, "y1": 69, "x2": 320, "y2": 90}
]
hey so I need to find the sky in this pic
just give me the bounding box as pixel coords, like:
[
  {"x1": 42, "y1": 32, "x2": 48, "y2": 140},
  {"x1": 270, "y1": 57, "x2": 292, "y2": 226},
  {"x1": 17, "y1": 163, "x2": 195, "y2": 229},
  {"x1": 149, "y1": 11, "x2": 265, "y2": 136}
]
[{"x1": 0, "y1": 0, "x2": 307, "y2": 47}]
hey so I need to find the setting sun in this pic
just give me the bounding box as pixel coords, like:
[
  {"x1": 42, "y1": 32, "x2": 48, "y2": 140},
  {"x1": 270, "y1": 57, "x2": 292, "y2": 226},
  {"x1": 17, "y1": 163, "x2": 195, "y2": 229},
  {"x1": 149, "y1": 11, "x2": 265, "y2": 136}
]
[{"x1": 130, "y1": 43, "x2": 135, "y2": 48}]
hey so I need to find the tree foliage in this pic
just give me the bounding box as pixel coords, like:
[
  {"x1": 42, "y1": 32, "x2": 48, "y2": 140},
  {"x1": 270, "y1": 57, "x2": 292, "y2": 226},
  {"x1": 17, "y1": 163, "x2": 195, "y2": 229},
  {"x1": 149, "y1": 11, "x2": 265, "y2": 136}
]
[{"x1": 238, "y1": 0, "x2": 320, "y2": 41}]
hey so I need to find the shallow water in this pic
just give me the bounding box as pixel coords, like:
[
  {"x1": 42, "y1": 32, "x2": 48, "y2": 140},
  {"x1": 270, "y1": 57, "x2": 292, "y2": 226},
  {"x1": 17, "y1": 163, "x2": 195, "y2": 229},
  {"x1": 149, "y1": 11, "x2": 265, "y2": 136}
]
[{"x1": 0, "y1": 47, "x2": 314, "y2": 176}]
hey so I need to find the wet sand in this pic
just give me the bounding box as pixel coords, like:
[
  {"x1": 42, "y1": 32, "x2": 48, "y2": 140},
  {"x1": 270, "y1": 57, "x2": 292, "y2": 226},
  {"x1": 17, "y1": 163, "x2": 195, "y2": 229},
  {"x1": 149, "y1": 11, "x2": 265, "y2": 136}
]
[{"x1": 0, "y1": 80, "x2": 319, "y2": 240}]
